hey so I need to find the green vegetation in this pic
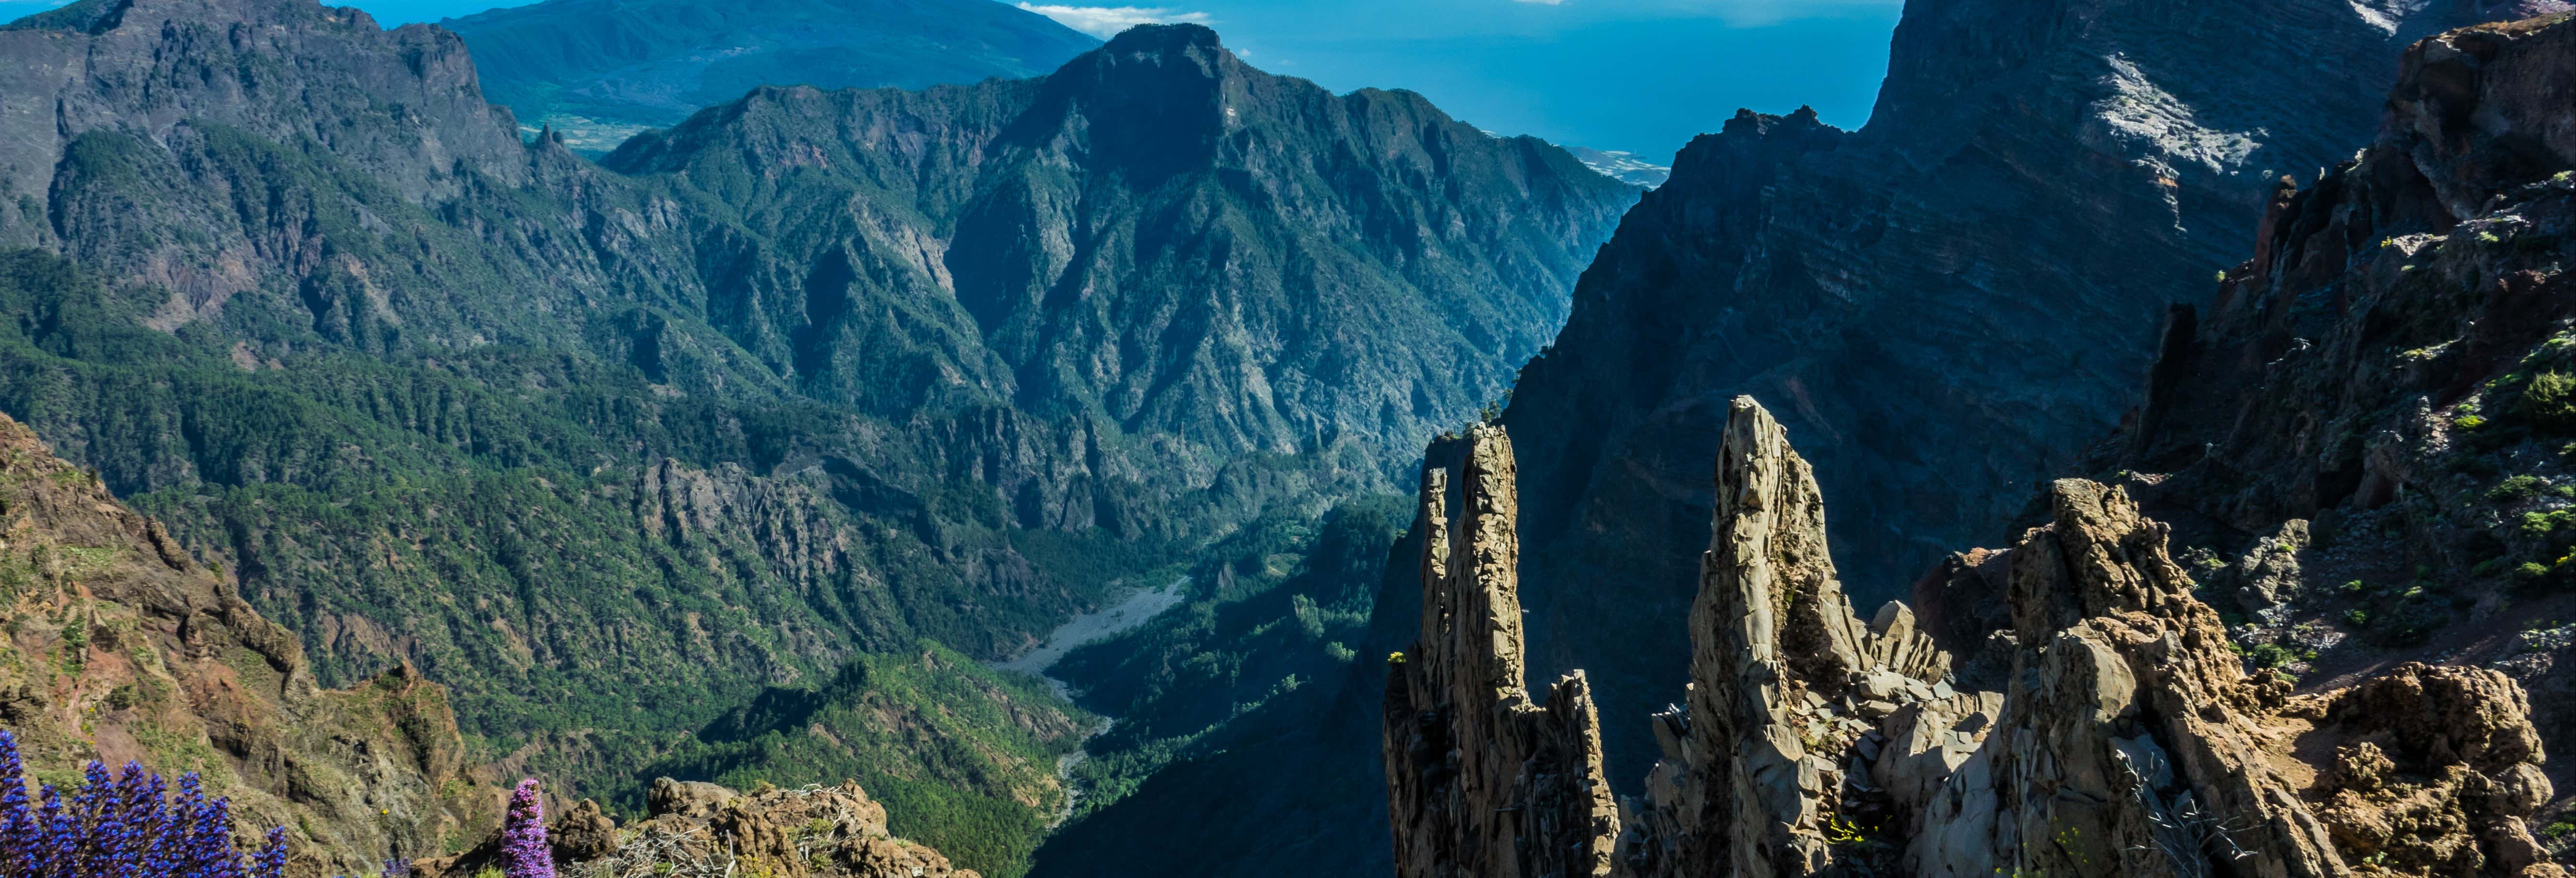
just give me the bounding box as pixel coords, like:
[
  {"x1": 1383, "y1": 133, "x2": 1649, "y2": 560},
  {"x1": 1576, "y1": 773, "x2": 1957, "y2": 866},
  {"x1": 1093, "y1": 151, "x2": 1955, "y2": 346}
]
[
  {"x1": 629, "y1": 642, "x2": 1093, "y2": 878},
  {"x1": 0, "y1": 245, "x2": 1151, "y2": 873},
  {"x1": 1048, "y1": 496, "x2": 1408, "y2": 818},
  {"x1": 2520, "y1": 371, "x2": 2576, "y2": 432},
  {"x1": 2491, "y1": 475, "x2": 2547, "y2": 502}
]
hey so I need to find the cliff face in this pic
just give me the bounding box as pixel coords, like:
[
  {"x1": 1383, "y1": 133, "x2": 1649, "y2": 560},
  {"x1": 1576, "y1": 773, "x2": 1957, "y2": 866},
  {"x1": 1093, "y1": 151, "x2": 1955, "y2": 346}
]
[
  {"x1": 1394, "y1": 14, "x2": 2576, "y2": 876},
  {"x1": 1492, "y1": 0, "x2": 2564, "y2": 777},
  {"x1": 2102, "y1": 9, "x2": 2576, "y2": 853},
  {"x1": 1382, "y1": 426, "x2": 1616, "y2": 878},
  {"x1": 0, "y1": 409, "x2": 502, "y2": 876},
  {"x1": 1388, "y1": 401, "x2": 2562, "y2": 878}
]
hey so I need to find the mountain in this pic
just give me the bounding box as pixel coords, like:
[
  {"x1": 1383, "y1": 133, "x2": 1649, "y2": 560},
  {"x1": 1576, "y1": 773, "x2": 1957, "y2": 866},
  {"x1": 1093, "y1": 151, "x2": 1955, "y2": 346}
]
[
  {"x1": 1388, "y1": 17, "x2": 2576, "y2": 873},
  {"x1": 442, "y1": 0, "x2": 1100, "y2": 152},
  {"x1": 603, "y1": 23, "x2": 1636, "y2": 461},
  {"x1": 1563, "y1": 146, "x2": 1670, "y2": 188},
  {"x1": 1488, "y1": 0, "x2": 2554, "y2": 782},
  {"x1": 0, "y1": 0, "x2": 1634, "y2": 872}
]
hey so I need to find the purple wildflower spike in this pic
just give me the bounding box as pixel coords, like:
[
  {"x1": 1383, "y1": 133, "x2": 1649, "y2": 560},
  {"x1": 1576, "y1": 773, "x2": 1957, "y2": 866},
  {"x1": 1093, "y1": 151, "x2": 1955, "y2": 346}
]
[{"x1": 499, "y1": 778, "x2": 554, "y2": 878}]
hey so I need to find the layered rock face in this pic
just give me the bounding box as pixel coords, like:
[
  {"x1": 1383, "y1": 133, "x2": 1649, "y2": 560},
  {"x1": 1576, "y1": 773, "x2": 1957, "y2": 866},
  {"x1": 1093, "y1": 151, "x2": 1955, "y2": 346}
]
[
  {"x1": 1491, "y1": 0, "x2": 2562, "y2": 777},
  {"x1": 1382, "y1": 426, "x2": 1617, "y2": 878},
  {"x1": 1389, "y1": 400, "x2": 2563, "y2": 877},
  {"x1": 0, "y1": 410, "x2": 502, "y2": 875}
]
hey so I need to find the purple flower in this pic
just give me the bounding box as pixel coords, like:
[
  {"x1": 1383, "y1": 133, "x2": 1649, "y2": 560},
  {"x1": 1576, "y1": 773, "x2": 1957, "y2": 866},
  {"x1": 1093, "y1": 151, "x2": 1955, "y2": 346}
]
[
  {"x1": 0, "y1": 735, "x2": 322, "y2": 878},
  {"x1": 0, "y1": 732, "x2": 33, "y2": 875},
  {"x1": 499, "y1": 779, "x2": 554, "y2": 878},
  {"x1": 248, "y1": 826, "x2": 288, "y2": 878}
]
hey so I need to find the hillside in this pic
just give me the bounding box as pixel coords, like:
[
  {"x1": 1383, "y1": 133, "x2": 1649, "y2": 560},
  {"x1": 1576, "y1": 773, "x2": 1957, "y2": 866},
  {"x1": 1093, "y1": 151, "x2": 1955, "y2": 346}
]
[
  {"x1": 0, "y1": 403, "x2": 504, "y2": 876},
  {"x1": 443, "y1": 0, "x2": 1099, "y2": 152},
  {"x1": 2098, "y1": 10, "x2": 2576, "y2": 849}
]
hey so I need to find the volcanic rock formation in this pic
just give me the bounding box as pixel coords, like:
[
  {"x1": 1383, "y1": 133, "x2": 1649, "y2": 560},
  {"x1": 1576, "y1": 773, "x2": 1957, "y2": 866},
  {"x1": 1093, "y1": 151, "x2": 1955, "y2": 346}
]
[
  {"x1": 1389, "y1": 400, "x2": 2562, "y2": 877},
  {"x1": 1490, "y1": 0, "x2": 2569, "y2": 782},
  {"x1": 2104, "y1": 9, "x2": 2576, "y2": 854}
]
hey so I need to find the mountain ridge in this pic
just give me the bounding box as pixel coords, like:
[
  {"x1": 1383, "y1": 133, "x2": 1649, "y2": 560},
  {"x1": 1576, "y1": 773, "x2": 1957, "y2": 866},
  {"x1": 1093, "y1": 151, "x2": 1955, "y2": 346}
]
[{"x1": 442, "y1": 0, "x2": 1100, "y2": 152}]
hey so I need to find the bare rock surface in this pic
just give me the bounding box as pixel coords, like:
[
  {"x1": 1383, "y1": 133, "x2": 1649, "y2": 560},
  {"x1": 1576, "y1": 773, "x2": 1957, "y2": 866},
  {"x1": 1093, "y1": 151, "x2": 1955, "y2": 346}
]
[
  {"x1": 1382, "y1": 425, "x2": 1617, "y2": 878},
  {"x1": 1389, "y1": 399, "x2": 2562, "y2": 878}
]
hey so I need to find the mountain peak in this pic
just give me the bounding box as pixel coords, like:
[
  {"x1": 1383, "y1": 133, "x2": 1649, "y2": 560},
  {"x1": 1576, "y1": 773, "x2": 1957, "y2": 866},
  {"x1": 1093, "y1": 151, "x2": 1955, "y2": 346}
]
[{"x1": 1100, "y1": 21, "x2": 1223, "y2": 56}]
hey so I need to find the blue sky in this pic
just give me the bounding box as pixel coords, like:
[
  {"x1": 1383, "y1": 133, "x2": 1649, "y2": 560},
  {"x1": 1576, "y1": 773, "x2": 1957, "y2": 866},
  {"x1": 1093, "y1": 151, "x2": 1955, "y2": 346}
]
[{"x1": 0, "y1": 0, "x2": 1902, "y2": 158}]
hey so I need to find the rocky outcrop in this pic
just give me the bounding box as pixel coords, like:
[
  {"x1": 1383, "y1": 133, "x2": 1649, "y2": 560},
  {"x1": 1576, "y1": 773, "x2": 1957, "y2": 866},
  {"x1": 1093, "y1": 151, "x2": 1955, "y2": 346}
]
[
  {"x1": 0, "y1": 410, "x2": 502, "y2": 875},
  {"x1": 1488, "y1": 0, "x2": 2556, "y2": 783},
  {"x1": 1382, "y1": 425, "x2": 1617, "y2": 878},
  {"x1": 1390, "y1": 399, "x2": 2562, "y2": 878},
  {"x1": 1621, "y1": 398, "x2": 1951, "y2": 876},
  {"x1": 2101, "y1": 10, "x2": 2576, "y2": 847},
  {"x1": 419, "y1": 777, "x2": 978, "y2": 878}
]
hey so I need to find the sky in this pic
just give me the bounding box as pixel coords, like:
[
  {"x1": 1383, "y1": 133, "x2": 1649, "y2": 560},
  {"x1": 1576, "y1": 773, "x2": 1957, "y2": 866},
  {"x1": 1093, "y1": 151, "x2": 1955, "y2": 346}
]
[{"x1": 0, "y1": 0, "x2": 1903, "y2": 159}]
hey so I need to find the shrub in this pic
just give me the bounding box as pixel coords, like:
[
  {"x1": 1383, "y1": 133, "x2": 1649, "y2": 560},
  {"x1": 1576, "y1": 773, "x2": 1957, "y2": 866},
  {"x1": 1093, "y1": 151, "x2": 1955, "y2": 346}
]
[
  {"x1": 2519, "y1": 371, "x2": 2576, "y2": 432},
  {"x1": 2491, "y1": 475, "x2": 2546, "y2": 502}
]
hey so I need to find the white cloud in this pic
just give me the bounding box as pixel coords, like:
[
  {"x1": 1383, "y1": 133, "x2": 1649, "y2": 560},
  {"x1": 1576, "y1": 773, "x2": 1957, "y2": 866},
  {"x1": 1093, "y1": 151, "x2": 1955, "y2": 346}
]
[
  {"x1": 1015, "y1": 3, "x2": 1214, "y2": 39},
  {"x1": 1512, "y1": 0, "x2": 1568, "y2": 5}
]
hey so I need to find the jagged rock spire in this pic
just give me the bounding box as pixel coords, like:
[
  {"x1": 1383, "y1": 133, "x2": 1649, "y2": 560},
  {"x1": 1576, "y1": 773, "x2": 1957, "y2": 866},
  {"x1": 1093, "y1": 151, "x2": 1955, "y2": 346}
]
[
  {"x1": 1626, "y1": 397, "x2": 1954, "y2": 876},
  {"x1": 1389, "y1": 397, "x2": 2561, "y2": 878},
  {"x1": 1383, "y1": 424, "x2": 1617, "y2": 878}
]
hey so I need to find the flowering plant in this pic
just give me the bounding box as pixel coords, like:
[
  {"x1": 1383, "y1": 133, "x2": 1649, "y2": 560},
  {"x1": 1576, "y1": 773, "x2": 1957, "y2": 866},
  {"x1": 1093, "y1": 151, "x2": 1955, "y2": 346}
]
[{"x1": 0, "y1": 730, "x2": 288, "y2": 878}]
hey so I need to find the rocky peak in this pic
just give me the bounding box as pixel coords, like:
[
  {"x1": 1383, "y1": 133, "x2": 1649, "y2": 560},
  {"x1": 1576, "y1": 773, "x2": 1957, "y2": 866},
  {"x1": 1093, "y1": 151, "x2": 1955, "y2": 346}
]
[
  {"x1": 0, "y1": 0, "x2": 528, "y2": 215},
  {"x1": 1487, "y1": 0, "x2": 2557, "y2": 789},
  {"x1": 1382, "y1": 424, "x2": 1617, "y2": 878},
  {"x1": 1389, "y1": 397, "x2": 2562, "y2": 878}
]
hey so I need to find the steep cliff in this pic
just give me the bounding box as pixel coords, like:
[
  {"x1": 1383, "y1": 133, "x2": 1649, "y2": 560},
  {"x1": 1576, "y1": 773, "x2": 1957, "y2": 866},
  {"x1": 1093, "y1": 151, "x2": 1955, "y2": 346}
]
[
  {"x1": 1382, "y1": 426, "x2": 1616, "y2": 878},
  {"x1": 1390, "y1": 401, "x2": 2562, "y2": 878},
  {"x1": 0, "y1": 409, "x2": 503, "y2": 876},
  {"x1": 1492, "y1": 0, "x2": 2566, "y2": 778},
  {"x1": 444, "y1": 0, "x2": 1099, "y2": 152},
  {"x1": 1393, "y1": 15, "x2": 2576, "y2": 874},
  {"x1": 2100, "y1": 9, "x2": 2576, "y2": 855}
]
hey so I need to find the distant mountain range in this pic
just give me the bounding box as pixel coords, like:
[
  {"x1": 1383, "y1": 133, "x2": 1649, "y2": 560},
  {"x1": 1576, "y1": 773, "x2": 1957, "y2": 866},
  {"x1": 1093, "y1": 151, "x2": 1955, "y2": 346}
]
[
  {"x1": 442, "y1": 0, "x2": 1099, "y2": 151},
  {"x1": 1561, "y1": 145, "x2": 1670, "y2": 187}
]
